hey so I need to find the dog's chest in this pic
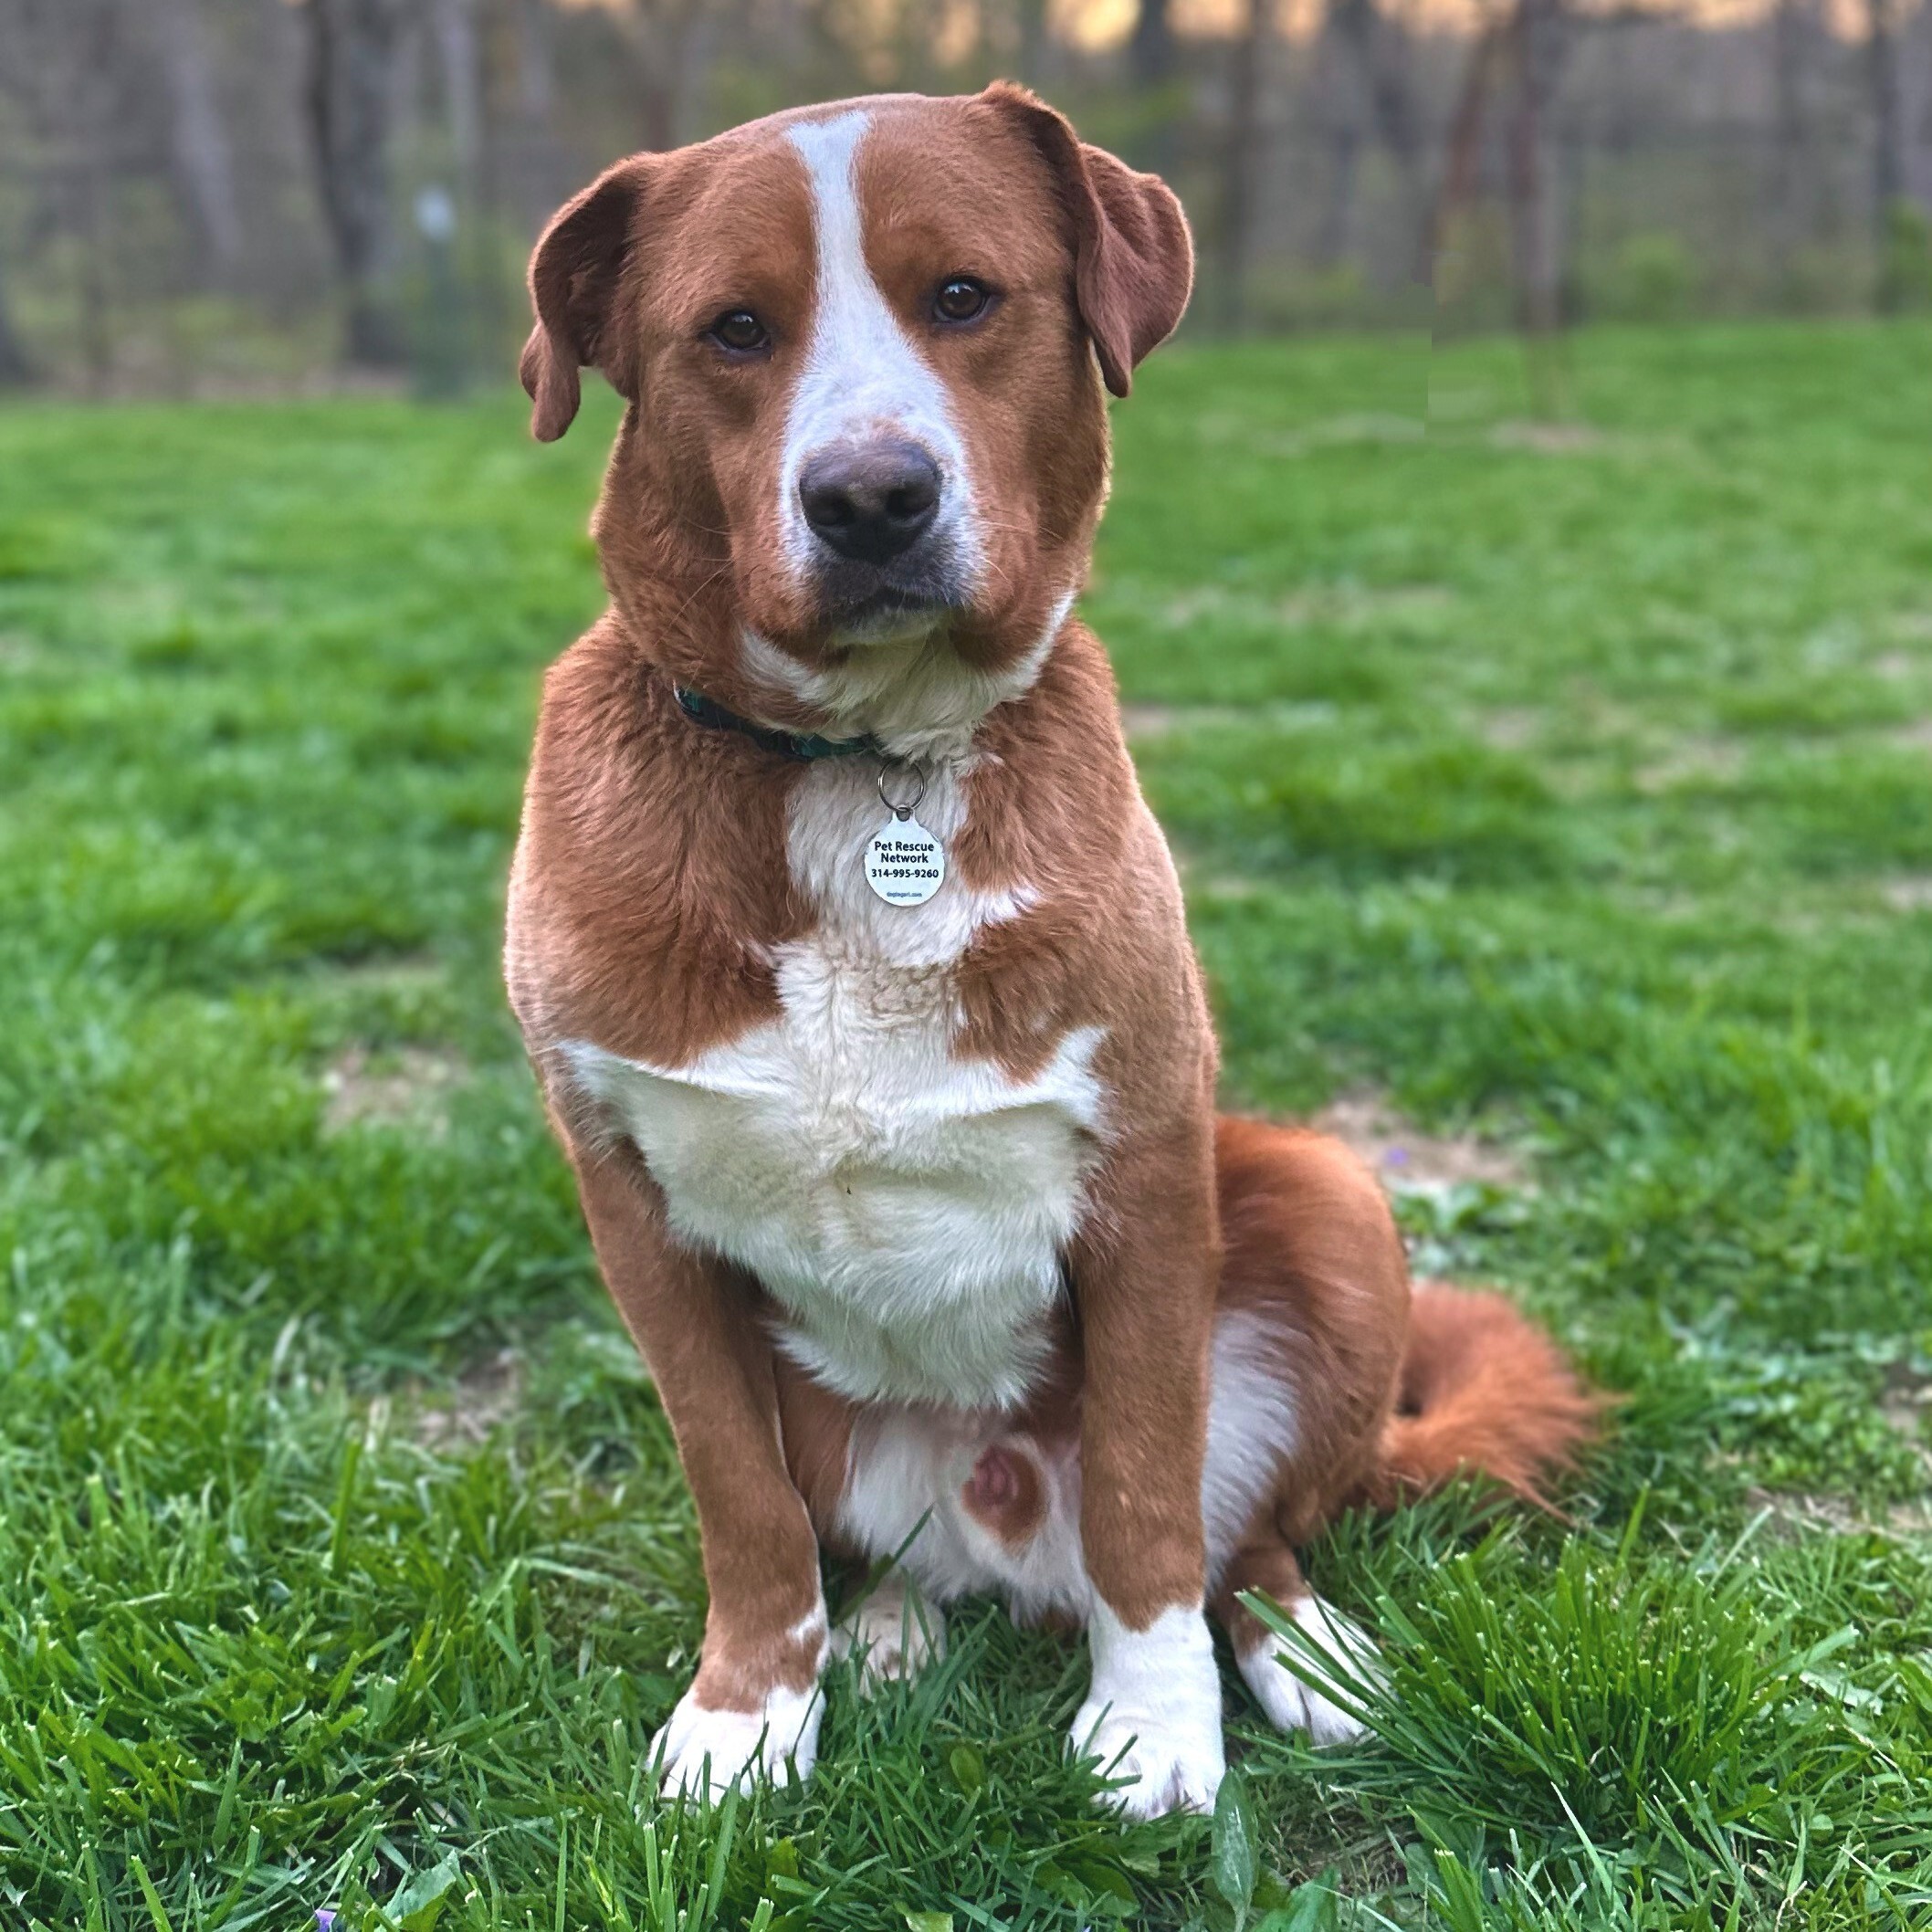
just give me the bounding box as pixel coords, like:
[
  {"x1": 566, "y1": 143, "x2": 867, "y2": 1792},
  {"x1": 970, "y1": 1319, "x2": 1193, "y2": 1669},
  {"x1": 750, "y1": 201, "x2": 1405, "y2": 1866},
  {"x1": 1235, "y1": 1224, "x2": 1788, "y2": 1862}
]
[{"x1": 565, "y1": 761, "x2": 1108, "y2": 1409}]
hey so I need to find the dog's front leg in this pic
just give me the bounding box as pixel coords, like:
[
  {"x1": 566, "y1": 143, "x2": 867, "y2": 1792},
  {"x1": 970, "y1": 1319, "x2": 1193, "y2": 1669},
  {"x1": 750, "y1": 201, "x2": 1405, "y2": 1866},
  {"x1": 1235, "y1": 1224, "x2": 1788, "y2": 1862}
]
[
  {"x1": 570, "y1": 1141, "x2": 828, "y2": 1799},
  {"x1": 1068, "y1": 1123, "x2": 1224, "y2": 1817}
]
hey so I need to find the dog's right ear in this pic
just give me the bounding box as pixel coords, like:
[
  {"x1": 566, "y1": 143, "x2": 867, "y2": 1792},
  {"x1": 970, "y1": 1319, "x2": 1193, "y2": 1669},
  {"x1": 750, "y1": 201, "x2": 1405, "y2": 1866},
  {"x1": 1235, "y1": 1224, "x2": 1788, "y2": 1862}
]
[{"x1": 520, "y1": 159, "x2": 652, "y2": 442}]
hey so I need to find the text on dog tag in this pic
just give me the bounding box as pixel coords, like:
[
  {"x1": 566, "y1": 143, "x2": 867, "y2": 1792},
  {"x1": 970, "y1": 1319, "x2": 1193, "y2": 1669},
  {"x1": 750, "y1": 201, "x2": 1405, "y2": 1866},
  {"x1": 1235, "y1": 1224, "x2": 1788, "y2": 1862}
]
[{"x1": 865, "y1": 814, "x2": 946, "y2": 907}]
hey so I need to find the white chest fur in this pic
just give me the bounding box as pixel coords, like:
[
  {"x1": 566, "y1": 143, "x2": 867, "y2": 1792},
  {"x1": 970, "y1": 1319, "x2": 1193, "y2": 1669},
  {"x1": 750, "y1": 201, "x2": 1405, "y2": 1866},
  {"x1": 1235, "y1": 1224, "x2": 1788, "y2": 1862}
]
[{"x1": 563, "y1": 756, "x2": 1108, "y2": 1409}]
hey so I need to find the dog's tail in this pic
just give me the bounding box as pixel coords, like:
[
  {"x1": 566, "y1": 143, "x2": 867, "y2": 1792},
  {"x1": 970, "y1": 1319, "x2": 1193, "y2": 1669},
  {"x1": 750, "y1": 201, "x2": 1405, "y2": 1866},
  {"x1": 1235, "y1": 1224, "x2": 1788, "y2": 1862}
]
[{"x1": 1366, "y1": 1282, "x2": 1601, "y2": 1511}]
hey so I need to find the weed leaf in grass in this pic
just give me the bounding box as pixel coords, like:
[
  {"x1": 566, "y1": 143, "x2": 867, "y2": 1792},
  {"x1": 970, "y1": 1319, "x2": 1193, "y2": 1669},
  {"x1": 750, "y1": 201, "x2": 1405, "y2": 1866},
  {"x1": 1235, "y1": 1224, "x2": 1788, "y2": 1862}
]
[
  {"x1": 1254, "y1": 1881, "x2": 1342, "y2": 1932},
  {"x1": 382, "y1": 1851, "x2": 463, "y2": 1930},
  {"x1": 1212, "y1": 1768, "x2": 1260, "y2": 1927}
]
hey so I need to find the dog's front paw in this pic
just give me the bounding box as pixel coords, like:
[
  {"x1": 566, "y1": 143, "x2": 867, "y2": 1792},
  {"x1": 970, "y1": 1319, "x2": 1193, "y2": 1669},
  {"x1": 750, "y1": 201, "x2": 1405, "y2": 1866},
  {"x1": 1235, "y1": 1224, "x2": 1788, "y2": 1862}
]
[
  {"x1": 653, "y1": 1679, "x2": 824, "y2": 1800},
  {"x1": 1239, "y1": 1593, "x2": 1381, "y2": 1747},
  {"x1": 1073, "y1": 1602, "x2": 1225, "y2": 1818},
  {"x1": 831, "y1": 1572, "x2": 946, "y2": 1694}
]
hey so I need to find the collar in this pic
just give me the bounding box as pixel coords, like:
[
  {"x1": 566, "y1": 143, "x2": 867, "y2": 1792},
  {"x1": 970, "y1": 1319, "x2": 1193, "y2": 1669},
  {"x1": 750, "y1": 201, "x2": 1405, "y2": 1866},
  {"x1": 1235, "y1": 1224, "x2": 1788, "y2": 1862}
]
[{"x1": 672, "y1": 683, "x2": 884, "y2": 762}]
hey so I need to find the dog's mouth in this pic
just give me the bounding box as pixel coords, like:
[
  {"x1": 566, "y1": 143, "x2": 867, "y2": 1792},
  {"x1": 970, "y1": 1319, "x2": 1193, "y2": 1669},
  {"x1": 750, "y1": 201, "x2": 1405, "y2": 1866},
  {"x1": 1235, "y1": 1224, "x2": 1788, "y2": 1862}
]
[{"x1": 815, "y1": 560, "x2": 967, "y2": 641}]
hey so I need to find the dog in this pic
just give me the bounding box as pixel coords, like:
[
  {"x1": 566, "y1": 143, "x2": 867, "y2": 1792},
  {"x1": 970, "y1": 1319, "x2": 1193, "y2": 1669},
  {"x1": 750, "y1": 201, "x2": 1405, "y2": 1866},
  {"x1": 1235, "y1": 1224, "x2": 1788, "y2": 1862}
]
[{"x1": 505, "y1": 83, "x2": 1594, "y2": 1819}]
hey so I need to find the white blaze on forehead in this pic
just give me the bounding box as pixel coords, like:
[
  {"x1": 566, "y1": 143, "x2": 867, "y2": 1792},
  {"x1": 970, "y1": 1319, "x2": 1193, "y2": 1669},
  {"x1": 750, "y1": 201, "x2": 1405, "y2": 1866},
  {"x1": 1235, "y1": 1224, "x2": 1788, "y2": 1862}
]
[{"x1": 782, "y1": 110, "x2": 982, "y2": 590}]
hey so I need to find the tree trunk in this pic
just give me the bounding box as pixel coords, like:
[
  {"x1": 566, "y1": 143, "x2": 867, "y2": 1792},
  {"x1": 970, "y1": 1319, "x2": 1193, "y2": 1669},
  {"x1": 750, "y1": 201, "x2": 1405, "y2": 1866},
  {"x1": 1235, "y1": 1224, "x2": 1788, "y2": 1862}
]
[
  {"x1": 1507, "y1": 0, "x2": 1569, "y2": 341},
  {"x1": 151, "y1": 0, "x2": 243, "y2": 277},
  {"x1": 302, "y1": 0, "x2": 410, "y2": 367},
  {"x1": 0, "y1": 253, "x2": 34, "y2": 387},
  {"x1": 1130, "y1": 0, "x2": 1177, "y2": 87},
  {"x1": 1218, "y1": 0, "x2": 1269, "y2": 331},
  {"x1": 1429, "y1": 23, "x2": 1505, "y2": 281},
  {"x1": 1505, "y1": 0, "x2": 1572, "y2": 413},
  {"x1": 1314, "y1": 26, "x2": 1365, "y2": 269},
  {"x1": 1016, "y1": 0, "x2": 1048, "y2": 87},
  {"x1": 509, "y1": 0, "x2": 569, "y2": 227},
  {"x1": 432, "y1": 0, "x2": 483, "y2": 192},
  {"x1": 1769, "y1": 0, "x2": 1806, "y2": 294},
  {"x1": 1330, "y1": 0, "x2": 1427, "y2": 263},
  {"x1": 1865, "y1": 0, "x2": 1904, "y2": 234}
]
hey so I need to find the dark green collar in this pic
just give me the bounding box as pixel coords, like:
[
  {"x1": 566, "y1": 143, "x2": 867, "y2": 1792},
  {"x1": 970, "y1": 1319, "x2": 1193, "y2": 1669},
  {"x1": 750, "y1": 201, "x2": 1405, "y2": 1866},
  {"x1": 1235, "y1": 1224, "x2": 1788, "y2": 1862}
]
[{"x1": 673, "y1": 684, "x2": 882, "y2": 762}]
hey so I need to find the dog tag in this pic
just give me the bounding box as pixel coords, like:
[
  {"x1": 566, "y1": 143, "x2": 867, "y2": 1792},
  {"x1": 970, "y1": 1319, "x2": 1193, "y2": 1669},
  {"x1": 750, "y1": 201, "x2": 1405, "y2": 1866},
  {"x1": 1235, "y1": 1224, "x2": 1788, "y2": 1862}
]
[{"x1": 865, "y1": 814, "x2": 946, "y2": 907}]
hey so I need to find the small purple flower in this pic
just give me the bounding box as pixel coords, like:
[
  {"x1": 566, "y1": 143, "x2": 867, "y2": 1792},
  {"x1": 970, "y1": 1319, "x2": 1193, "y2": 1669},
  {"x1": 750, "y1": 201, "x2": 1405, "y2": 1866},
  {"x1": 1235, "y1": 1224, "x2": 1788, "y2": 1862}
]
[{"x1": 315, "y1": 1913, "x2": 337, "y2": 1932}]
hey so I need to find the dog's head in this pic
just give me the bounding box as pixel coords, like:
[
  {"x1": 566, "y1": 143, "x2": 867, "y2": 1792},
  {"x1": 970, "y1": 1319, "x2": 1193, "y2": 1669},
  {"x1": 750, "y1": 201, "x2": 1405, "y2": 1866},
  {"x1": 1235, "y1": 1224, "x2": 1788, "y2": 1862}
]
[{"x1": 521, "y1": 86, "x2": 1192, "y2": 729}]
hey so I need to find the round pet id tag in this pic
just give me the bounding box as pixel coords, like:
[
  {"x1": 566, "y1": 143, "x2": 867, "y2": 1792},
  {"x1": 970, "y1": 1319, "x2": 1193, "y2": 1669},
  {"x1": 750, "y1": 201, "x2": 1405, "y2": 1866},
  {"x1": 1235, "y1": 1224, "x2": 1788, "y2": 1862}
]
[{"x1": 865, "y1": 813, "x2": 946, "y2": 907}]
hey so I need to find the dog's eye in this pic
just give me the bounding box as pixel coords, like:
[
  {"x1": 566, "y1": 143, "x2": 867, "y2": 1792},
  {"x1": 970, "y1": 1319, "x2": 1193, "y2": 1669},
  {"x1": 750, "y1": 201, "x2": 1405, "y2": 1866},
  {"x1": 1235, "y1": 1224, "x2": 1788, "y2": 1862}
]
[
  {"x1": 708, "y1": 310, "x2": 769, "y2": 353},
  {"x1": 933, "y1": 277, "x2": 992, "y2": 324}
]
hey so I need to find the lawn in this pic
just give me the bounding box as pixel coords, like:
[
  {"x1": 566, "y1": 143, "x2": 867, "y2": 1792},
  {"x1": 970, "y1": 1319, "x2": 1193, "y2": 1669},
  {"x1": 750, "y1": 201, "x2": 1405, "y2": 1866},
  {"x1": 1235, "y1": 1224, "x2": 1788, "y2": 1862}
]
[{"x1": 2, "y1": 319, "x2": 1931, "y2": 1929}]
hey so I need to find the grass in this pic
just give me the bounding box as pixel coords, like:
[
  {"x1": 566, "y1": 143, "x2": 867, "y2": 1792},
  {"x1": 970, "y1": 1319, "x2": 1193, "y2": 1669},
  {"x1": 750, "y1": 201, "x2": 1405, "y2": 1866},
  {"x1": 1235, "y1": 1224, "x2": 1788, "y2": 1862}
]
[{"x1": 1, "y1": 318, "x2": 1930, "y2": 1928}]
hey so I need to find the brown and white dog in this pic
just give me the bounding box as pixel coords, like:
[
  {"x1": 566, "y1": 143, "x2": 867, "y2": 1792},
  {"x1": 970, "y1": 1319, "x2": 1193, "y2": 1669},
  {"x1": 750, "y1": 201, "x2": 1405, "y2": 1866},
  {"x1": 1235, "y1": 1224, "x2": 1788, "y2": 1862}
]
[{"x1": 505, "y1": 84, "x2": 1594, "y2": 1818}]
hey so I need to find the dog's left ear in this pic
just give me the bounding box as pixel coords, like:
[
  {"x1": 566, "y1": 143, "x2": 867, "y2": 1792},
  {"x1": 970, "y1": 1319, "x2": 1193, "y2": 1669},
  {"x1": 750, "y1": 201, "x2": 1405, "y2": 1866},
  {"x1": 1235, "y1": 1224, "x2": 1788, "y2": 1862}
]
[
  {"x1": 982, "y1": 82, "x2": 1193, "y2": 399},
  {"x1": 520, "y1": 156, "x2": 653, "y2": 442}
]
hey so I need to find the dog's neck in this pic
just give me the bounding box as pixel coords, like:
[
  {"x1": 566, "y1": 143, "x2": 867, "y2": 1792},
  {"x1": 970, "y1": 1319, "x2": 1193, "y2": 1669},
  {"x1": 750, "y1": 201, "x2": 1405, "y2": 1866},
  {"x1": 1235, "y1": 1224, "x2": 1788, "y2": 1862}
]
[{"x1": 737, "y1": 593, "x2": 1076, "y2": 767}]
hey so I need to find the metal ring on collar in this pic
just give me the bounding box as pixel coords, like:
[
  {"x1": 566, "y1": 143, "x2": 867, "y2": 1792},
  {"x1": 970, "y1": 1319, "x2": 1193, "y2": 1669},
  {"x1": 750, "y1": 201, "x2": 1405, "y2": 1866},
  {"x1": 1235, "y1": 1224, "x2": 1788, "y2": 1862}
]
[{"x1": 877, "y1": 760, "x2": 928, "y2": 819}]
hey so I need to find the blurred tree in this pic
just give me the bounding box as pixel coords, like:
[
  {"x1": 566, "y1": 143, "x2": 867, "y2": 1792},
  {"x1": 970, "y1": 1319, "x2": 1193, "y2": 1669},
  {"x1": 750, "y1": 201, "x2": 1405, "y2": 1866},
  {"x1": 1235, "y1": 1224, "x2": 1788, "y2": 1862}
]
[
  {"x1": 1863, "y1": 0, "x2": 1910, "y2": 305},
  {"x1": 1331, "y1": 0, "x2": 1427, "y2": 265},
  {"x1": 1130, "y1": 0, "x2": 1176, "y2": 84},
  {"x1": 1218, "y1": 0, "x2": 1272, "y2": 329},
  {"x1": 603, "y1": 0, "x2": 724, "y2": 152},
  {"x1": 0, "y1": 254, "x2": 31, "y2": 385},
  {"x1": 1769, "y1": 0, "x2": 1813, "y2": 299},
  {"x1": 300, "y1": 0, "x2": 413, "y2": 366},
  {"x1": 1507, "y1": 0, "x2": 1573, "y2": 342},
  {"x1": 149, "y1": 0, "x2": 243, "y2": 278},
  {"x1": 0, "y1": 0, "x2": 124, "y2": 388}
]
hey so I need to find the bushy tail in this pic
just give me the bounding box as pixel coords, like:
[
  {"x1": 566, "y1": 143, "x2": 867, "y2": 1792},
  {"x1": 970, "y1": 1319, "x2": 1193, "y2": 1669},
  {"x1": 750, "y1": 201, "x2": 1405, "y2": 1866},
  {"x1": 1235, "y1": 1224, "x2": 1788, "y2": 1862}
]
[{"x1": 1368, "y1": 1282, "x2": 1602, "y2": 1511}]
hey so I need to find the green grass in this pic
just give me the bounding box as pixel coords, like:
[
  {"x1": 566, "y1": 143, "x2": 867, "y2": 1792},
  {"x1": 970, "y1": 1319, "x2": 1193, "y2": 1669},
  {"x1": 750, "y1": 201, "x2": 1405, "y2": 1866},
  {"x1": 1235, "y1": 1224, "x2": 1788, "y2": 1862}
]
[{"x1": 2, "y1": 319, "x2": 1930, "y2": 1928}]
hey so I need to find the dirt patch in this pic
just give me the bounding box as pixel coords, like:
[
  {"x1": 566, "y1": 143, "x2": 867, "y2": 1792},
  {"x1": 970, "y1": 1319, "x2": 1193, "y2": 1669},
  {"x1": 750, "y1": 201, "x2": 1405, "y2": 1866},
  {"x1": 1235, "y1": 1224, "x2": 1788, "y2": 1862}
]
[
  {"x1": 412, "y1": 1349, "x2": 522, "y2": 1452},
  {"x1": 1486, "y1": 422, "x2": 1691, "y2": 461},
  {"x1": 314, "y1": 951, "x2": 447, "y2": 994},
  {"x1": 1634, "y1": 737, "x2": 1746, "y2": 793},
  {"x1": 1881, "y1": 1362, "x2": 1932, "y2": 1443},
  {"x1": 1259, "y1": 413, "x2": 1426, "y2": 458},
  {"x1": 1153, "y1": 583, "x2": 1449, "y2": 633},
  {"x1": 322, "y1": 1043, "x2": 467, "y2": 1135},
  {"x1": 1489, "y1": 420, "x2": 1605, "y2": 456},
  {"x1": 1121, "y1": 702, "x2": 1179, "y2": 739},
  {"x1": 1745, "y1": 1486, "x2": 1932, "y2": 1540},
  {"x1": 1882, "y1": 877, "x2": 1932, "y2": 912},
  {"x1": 1120, "y1": 698, "x2": 1339, "y2": 740},
  {"x1": 1309, "y1": 1089, "x2": 1528, "y2": 1196},
  {"x1": 1481, "y1": 708, "x2": 1542, "y2": 751}
]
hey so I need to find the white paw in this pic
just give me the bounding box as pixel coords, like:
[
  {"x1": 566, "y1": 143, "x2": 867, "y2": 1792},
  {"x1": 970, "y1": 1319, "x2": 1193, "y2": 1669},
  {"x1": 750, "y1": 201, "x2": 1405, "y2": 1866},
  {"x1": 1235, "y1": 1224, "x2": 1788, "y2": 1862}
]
[
  {"x1": 652, "y1": 1679, "x2": 824, "y2": 1800},
  {"x1": 1073, "y1": 1602, "x2": 1225, "y2": 1818},
  {"x1": 830, "y1": 1573, "x2": 946, "y2": 1695},
  {"x1": 1239, "y1": 1594, "x2": 1381, "y2": 1747}
]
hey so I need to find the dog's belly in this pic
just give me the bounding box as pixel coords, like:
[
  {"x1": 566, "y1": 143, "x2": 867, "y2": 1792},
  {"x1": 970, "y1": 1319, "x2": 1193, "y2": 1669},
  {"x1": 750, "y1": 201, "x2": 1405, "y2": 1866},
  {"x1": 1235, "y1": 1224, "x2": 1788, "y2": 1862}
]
[{"x1": 563, "y1": 987, "x2": 1106, "y2": 1409}]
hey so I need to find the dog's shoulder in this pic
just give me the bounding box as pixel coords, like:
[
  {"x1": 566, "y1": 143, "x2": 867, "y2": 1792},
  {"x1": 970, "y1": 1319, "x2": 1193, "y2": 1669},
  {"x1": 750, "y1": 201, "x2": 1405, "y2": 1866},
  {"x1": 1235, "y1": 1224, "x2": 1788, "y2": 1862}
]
[{"x1": 508, "y1": 614, "x2": 801, "y2": 1062}]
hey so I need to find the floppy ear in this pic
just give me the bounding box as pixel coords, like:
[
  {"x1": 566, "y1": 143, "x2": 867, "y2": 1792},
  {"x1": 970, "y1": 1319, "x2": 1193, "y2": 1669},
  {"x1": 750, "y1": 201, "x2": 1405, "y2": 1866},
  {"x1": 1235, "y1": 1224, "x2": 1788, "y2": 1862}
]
[
  {"x1": 520, "y1": 158, "x2": 651, "y2": 441},
  {"x1": 982, "y1": 82, "x2": 1193, "y2": 398}
]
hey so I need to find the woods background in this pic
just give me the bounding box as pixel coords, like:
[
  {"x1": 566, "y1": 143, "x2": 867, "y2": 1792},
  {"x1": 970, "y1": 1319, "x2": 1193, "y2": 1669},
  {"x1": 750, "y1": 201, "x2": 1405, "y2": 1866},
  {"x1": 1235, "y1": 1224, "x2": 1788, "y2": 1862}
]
[{"x1": 1, "y1": 0, "x2": 1929, "y2": 395}]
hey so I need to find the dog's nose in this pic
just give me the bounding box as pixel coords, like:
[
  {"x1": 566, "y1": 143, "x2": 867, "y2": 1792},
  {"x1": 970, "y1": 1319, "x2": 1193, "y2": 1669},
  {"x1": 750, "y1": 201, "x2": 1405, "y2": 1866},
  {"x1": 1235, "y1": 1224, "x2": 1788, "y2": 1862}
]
[{"x1": 798, "y1": 440, "x2": 940, "y2": 565}]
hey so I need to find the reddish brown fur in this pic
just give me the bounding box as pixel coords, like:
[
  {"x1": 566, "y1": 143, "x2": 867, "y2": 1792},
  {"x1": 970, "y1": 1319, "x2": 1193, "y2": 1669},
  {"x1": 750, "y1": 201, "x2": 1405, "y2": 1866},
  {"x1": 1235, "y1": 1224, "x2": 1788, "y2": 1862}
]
[
  {"x1": 507, "y1": 80, "x2": 1591, "y2": 1764},
  {"x1": 1368, "y1": 1281, "x2": 1603, "y2": 1511},
  {"x1": 782, "y1": 1117, "x2": 1596, "y2": 1664},
  {"x1": 509, "y1": 87, "x2": 1212, "y2": 1732}
]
